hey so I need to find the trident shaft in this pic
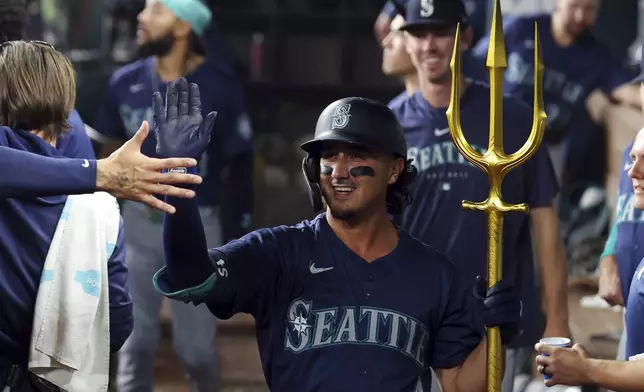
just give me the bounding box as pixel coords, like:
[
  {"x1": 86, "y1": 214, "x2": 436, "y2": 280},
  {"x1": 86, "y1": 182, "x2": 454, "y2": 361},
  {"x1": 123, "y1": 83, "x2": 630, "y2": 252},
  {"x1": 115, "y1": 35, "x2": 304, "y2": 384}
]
[{"x1": 445, "y1": 0, "x2": 547, "y2": 391}]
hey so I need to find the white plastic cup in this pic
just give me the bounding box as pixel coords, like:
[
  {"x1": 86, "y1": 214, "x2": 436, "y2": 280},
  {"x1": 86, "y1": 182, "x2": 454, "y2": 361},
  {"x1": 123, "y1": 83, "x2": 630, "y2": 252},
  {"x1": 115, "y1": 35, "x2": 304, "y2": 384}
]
[{"x1": 538, "y1": 337, "x2": 571, "y2": 380}]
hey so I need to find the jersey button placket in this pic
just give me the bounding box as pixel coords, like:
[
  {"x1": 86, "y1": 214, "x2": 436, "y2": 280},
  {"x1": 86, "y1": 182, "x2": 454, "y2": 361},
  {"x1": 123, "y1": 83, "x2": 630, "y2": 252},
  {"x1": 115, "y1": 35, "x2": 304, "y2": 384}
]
[{"x1": 365, "y1": 272, "x2": 374, "y2": 300}]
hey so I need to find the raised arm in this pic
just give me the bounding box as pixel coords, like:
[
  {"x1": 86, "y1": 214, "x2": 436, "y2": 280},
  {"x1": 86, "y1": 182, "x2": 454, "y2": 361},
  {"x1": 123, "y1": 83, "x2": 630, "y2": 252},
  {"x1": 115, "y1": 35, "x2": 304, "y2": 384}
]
[
  {"x1": 151, "y1": 78, "x2": 285, "y2": 321},
  {"x1": 0, "y1": 144, "x2": 96, "y2": 198}
]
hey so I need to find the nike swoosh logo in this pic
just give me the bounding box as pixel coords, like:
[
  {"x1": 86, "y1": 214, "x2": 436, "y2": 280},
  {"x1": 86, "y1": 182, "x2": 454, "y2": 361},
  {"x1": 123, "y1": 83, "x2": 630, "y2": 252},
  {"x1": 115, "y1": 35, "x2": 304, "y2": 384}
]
[
  {"x1": 309, "y1": 262, "x2": 333, "y2": 274},
  {"x1": 81, "y1": 159, "x2": 90, "y2": 168},
  {"x1": 434, "y1": 128, "x2": 450, "y2": 137}
]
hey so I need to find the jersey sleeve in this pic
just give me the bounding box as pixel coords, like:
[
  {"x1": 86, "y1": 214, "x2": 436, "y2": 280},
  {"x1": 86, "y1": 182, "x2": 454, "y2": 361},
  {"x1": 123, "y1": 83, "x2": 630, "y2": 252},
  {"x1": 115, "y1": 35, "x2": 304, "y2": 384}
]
[
  {"x1": 204, "y1": 229, "x2": 291, "y2": 320},
  {"x1": 0, "y1": 146, "x2": 96, "y2": 198},
  {"x1": 56, "y1": 110, "x2": 97, "y2": 159},
  {"x1": 153, "y1": 181, "x2": 290, "y2": 321},
  {"x1": 155, "y1": 226, "x2": 290, "y2": 321},
  {"x1": 95, "y1": 74, "x2": 128, "y2": 141},
  {"x1": 107, "y1": 218, "x2": 133, "y2": 353},
  {"x1": 430, "y1": 269, "x2": 485, "y2": 369}
]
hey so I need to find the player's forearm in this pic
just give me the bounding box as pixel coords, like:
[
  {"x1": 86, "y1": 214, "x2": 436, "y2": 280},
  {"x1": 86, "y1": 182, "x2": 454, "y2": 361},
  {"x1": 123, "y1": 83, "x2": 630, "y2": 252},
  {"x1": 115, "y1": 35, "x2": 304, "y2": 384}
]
[
  {"x1": 532, "y1": 208, "x2": 570, "y2": 324},
  {"x1": 538, "y1": 237, "x2": 569, "y2": 322},
  {"x1": 163, "y1": 184, "x2": 215, "y2": 289},
  {"x1": 454, "y1": 340, "x2": 494, "y2": 392},
  {"x1": 0, "y1": 146, "x2": 96, "y2": 198},
  {"x1": 586, "y1": 358, "x2": 644, "y2": 391}
]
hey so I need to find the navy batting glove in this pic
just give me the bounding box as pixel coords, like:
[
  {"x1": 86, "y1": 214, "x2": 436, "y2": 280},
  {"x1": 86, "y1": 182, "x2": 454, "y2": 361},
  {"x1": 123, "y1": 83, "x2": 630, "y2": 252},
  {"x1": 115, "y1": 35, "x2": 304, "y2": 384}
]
[
  {"x1": 153, "y1": 77, "x2": 217, "y2": 161},
  {"x1": 473, "y1": 275, "x2": 522, "y2": 346}
]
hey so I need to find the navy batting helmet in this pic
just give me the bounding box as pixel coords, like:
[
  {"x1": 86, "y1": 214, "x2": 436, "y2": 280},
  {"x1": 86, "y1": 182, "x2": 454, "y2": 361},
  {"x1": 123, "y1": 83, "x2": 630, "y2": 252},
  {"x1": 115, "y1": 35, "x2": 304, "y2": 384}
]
[
  {"x1": 300, "y1": 97, "x2": 408, "y2": 158},
  {"x1": 300, "y1": 97, "x2": 417, "y2": 213}
]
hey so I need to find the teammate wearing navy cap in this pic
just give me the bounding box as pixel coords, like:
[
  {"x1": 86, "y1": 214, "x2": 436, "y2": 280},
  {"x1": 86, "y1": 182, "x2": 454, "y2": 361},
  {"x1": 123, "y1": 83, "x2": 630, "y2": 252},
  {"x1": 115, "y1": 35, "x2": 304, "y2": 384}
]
[
  {"x1": 375, "y1": 0, "x2": 488, "y2": 46},
  {"x1": 152, "y1": 78, "x2": 523, "y2": 392},
  {"x1": 390, "y1": 0, "x2": 567, "y2": 391}
]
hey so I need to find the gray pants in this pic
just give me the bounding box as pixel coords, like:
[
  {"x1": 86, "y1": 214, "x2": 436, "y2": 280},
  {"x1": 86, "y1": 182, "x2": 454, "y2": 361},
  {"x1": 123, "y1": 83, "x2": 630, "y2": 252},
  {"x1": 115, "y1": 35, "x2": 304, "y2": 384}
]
[
  {"x1": 430, "y1": 348, "x2": 529, "y2": 392},
  {"x1": 116, "y1": 201, "x2": 221, "y2": 392}
]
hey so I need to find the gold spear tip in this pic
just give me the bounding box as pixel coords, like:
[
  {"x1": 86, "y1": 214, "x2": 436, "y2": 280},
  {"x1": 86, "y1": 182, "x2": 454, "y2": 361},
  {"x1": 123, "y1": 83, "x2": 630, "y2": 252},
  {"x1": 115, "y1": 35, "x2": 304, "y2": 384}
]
[
  {"x1": 486, "y1": 0, "x2": 507, "y2": 68},
  {"x1": 450, "y1": 23, "x2": 462, "y2": 69},
  {"x1": 534, "y1": 21, "x2": 544, "y2": 72}
]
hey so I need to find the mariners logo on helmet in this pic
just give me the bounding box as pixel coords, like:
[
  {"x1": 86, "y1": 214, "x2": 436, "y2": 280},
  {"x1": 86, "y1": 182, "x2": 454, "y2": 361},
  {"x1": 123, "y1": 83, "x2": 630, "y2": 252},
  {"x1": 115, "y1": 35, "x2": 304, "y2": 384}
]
[{"x1": 331, "y1": 104, "x2": 351, "y2": 130}]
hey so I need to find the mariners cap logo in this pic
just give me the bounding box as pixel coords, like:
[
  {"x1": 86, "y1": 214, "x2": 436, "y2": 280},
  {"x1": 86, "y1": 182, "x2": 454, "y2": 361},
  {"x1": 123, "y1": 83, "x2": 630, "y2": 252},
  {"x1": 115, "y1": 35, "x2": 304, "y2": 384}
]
[
  {"x1": 420, "y1": 0, "x2": 434, "y2": 17},
  {"x1": 331, "y1": 103, "x2": 351, "y2": 130}
]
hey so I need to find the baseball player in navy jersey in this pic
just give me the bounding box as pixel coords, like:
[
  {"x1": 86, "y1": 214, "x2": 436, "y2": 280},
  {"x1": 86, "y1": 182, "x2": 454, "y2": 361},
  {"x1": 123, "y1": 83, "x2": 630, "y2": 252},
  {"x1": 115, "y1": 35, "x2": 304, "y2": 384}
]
[
  {"x1": 389, "y1": 0, "x2": 568, "y2": 391},
  {"x1": 149, "y1": 77, "x2": 522, "y2": 392}
]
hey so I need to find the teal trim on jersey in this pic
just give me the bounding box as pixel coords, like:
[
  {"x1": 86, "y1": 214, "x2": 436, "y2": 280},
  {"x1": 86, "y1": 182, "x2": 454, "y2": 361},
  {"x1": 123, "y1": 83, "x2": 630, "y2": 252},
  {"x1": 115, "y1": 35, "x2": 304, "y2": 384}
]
[
  {"x1": 152, "y1": 265, "x2": 217, "y2": 304},
  {"x1": 601, "y1": 219, "x2": 619, "y2": 259},
  {"x1": 160, "y1": 0, "x2": 212, "y2": 36}
]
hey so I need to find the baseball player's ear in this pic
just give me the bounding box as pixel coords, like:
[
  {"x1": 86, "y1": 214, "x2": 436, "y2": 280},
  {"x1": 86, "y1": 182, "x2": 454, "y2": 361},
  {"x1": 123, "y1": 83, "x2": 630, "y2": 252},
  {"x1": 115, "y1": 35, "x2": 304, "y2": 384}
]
[{"x1": 388, "y1": 158, "x2": 404, "y2": 185}]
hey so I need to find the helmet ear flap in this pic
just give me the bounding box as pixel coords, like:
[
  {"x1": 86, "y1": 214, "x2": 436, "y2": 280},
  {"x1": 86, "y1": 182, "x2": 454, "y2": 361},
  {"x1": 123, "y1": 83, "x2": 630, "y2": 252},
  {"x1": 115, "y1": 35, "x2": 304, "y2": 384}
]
[
  {"x1": 302, "y1": 155, "x2": 324, "y2": 212},
  {"x1": 302, "y1": 155, "x2": 320, "y2": 183}
]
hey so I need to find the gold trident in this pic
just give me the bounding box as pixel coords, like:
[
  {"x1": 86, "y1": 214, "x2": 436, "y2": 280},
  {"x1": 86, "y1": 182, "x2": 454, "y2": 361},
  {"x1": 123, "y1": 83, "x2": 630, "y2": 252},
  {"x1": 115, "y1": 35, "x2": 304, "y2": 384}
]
[{"x1": 445, "y1": 0, "x2": 546, "y2": 391}]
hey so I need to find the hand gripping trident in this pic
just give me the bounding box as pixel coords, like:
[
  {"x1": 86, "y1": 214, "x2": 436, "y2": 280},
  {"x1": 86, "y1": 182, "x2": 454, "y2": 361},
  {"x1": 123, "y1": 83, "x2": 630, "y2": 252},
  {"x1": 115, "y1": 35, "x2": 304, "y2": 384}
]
[{"x1": 445, "y1": 1, "x2": 547, "y2": 391}]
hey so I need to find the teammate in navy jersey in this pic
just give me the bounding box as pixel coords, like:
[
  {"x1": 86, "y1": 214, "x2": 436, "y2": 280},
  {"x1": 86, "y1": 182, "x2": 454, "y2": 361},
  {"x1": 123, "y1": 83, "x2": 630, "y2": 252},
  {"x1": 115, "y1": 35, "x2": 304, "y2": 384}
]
[
  {"x1": 391, "y1": 0, "x2": 567, "y2": 391},
  {"x1": 381, "y1": 5, "x2": 419, "y2": 110},
  {"x1": 95, "y1": 0, "x2": 252, "y2": 390},
  {"x1": 380, "y1": 1, "x2": 485, "y2": 111},
  {"x1": 0, "y1": 40, "x2": 132, "y2": 391},
  {"x1": 470, "y1": 0, "x2": 640, "y2": 184},
  {"x1": 151, "y1": 79, "x2": 522, "y2": 392},
  {"x1": 0, "y1": 0, "x2": 96, "y2": 160},
  {"x1": 535, "y1": 127, "x2": 644, "y2": 389}
]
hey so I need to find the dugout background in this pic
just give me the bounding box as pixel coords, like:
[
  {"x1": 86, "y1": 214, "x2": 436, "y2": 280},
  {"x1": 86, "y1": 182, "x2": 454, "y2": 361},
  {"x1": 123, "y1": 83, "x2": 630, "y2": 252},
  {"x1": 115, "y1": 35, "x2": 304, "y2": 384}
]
[{"x1": 22, "y1": 0, "x2": 643, "y2": 230}]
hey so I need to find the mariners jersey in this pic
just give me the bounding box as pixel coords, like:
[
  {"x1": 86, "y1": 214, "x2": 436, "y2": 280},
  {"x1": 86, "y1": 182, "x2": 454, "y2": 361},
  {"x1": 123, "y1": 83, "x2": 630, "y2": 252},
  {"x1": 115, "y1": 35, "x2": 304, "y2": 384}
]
[
  {"x1": 157, "y1": 214, "x2": 484, "y2": 391},
  {"x1": 616, "y1": 141, "x2": 644, "y2": 303},
  {"x1": 390, "y1": 82, "x2": 558, "y2": 348}
]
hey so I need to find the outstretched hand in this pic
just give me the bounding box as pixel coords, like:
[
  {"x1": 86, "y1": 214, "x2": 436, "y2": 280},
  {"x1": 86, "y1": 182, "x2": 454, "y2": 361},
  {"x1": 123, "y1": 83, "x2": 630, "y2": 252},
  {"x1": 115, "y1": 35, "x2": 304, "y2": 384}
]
[
  {"x1": 153, "y1": 77, "x2": 217, "y2": 160},
  {"x1": 96, "y1": 120, "x2": 203, "y2": 214}
]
